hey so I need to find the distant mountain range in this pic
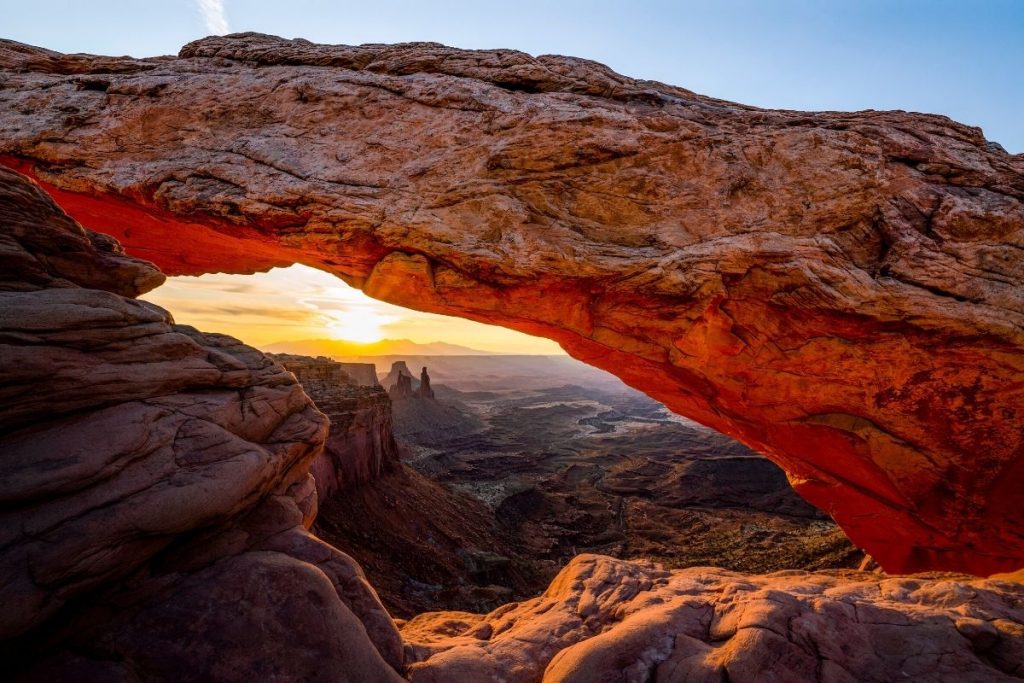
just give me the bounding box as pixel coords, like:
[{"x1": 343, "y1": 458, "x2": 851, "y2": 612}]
[{"x1": 261, "y1": 338, "x2": 499, "y2": 357}]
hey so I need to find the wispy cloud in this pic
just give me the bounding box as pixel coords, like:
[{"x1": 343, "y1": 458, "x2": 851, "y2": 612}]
[{"x1": 195, "y1": 0, "x2": 230, "y2": 36}]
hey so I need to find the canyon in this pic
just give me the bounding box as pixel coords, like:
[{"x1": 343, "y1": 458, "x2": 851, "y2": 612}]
[
  {"x1": 304, "y1": 353, "x2": 859, "y2": 618},
  {"x1": 1, "y1": 33, "x2": 1024, "y2": 682}
]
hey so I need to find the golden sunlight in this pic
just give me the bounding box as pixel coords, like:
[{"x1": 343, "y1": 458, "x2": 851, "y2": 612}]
[
  {"x1": 313, "y1": 284, "x2": 400, "y2": 343},
  {"x1": 141, "y1": 264, "x2": 564, "y2": 355}
]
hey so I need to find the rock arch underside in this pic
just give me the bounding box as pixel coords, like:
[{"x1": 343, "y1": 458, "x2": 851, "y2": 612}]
[{"x1": 2, "y1": 34, "x2": 1024, "y2": 682}]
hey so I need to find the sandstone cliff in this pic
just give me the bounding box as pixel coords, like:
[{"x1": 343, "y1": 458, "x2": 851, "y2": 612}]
[
  {"x1": 2, "y1": 34, "x2": 1022, "y2": 573},
  {"x1": 390, "y1": 372, "x2": 415, "y2": 401},
  {"x1": 271, "y1": 353, "x2": 400, "y2": 499},
  {"x1": 383, "y1": 360, "x2": 418, "y2": 393},
  {"x1": 383, "y1": 362, "x2": 436, "y2": 401},
  {"x1": 0, "y1": 167, "x2": 403, "y2": 681}
]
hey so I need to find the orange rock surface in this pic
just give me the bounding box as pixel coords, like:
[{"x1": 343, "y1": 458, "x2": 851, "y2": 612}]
[
  {"x1": 403, "y1": 554, "x2": 1024, "y2": 682},
  {"x1": 2, "y1": 34, "x2": 1023, "y2": 574}
]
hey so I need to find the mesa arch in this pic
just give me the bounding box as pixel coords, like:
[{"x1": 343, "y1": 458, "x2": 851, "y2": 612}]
[{"x1": 2, "y1": 33, "x2": 1023, "y2": 575}]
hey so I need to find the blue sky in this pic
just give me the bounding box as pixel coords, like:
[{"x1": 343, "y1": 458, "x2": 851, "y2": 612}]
[{"x1": 3, "y1": 1, "x2": 1023, "y2": 151}]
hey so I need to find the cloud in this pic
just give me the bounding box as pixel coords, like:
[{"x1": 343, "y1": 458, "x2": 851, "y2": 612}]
[
  {"x1": 200, "y1": 305, "x2": 317, "y2": 321},
  {"x1": 195, "y1": 0, "x2": 230, "y2": 36}
]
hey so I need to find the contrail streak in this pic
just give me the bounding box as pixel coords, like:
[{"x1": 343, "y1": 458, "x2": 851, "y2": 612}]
[{"x1": 196, "y1": 0, "x2": 230, "y2": 36}]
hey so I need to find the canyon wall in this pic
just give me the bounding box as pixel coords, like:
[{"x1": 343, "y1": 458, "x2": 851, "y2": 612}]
[
  {"x1": 0, "y1": 167, "x2": 403, "y2": 681},
  {"x1": 1, "y1": 34, "x2": 1021, "y2": 574},
  {"x1": 271, "y1": 353, "x2": 400, "y2": 499}
]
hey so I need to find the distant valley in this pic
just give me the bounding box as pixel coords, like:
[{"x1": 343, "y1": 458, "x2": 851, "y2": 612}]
[{"x1": 311, "y1": 352, "x2": 863, "y2": 616}]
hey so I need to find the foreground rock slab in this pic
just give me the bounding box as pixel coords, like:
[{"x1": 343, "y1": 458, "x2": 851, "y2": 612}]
[
  {"x1": 403, "y1": 554, "x2": 1024, "y2": 683},
  {"x1": 2, "y1": 33, "x2": 1023, "y2": 573},
  {"x1": 0, "y1": 166, "x2": 403, "y2": 681}
]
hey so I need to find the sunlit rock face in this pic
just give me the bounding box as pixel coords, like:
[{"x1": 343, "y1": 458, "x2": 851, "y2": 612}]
[
  {"x1": 0, "y1": 167, "x2": 403, "y2": 682},
  {"x1": 403, "y1": 554, "x2": 1024, "y2": 682},
  {"x1": 1, "y1": 34, "x2": 1024, "y2": 574}
]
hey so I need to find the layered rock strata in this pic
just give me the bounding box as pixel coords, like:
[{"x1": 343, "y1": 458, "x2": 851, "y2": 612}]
[
  {"x1": 390, "y1": 372, "x2": 415, "y2": 401},
  {"x1": 383, "y1": 361, "x2": 418, "y2": 393},
  {"x1": 340, "y1": 361, "x2": 383, "y2": 387},
  {"x1": 272, "y1": 353, "x2": 400, "y2": 499},
  {"x1": 1, "y1": 34, "x2": 1022, "y2": 572},
  {"x1": 0, "y1": 167, "x2": 403, "y2": 681}
]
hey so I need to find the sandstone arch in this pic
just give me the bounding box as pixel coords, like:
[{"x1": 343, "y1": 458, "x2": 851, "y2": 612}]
[{"x1": 2, "y1": 33, "x2": 1023, "y2": 574}]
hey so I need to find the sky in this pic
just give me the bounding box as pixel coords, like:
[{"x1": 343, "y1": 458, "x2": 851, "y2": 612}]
[
  {"x1": 4, "y1": 1, "x2": 1021, "y2": 353},
  {"x1": 141, "y1": 265, "x2": 563, "y2": 353}
]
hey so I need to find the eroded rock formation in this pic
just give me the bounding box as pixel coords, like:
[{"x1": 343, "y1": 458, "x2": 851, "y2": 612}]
[
  {"x1": 1, "y1": 34, "x2": 1023, "y2": 574},
  {"x1": 272, "y1": 353, "x2": 400, "y2": 499},
  {"x1": 0, "y1": 167, "x2": 403, "y2": 681},
  {"x1": 390, "y1": 372, "x2": 415, "y2": 401},
  {"x1": 417, "y1": 367, "x2": 435, "y2": 399},
  {"x1": 403, "y1": 554, "x2": 1024, "y2": 682},
  {"x1": 383, "y1": 360, "x2": 418, "y2": 393}
]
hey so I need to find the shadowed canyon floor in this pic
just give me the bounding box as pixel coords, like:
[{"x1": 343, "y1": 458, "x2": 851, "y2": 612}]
[
  {"x1": 3, "y1": 33, "x2": 1024, "y2": 682},
  {"x1": 314, "y1": 357, "x2": 860, "y2": 616}
]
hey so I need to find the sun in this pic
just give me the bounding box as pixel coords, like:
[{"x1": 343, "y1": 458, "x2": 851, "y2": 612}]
[
  {"x1": 300, "y1": 283, "x2": 402, "y2": 344},
  {"x1": 325, "y1": 311, "x2": 394, "y2": 343}
]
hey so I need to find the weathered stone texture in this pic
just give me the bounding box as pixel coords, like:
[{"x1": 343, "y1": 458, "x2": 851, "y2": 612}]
[{"x1": 404, "y1": 554, "x2": 1024, "y2": 683}]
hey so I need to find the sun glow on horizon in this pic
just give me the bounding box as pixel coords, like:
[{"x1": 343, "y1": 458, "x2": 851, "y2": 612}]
[
  {"x1": 141, "y1": 264, "x2": 564, "y2": 355},
  {"x1": 313, "y1": 285, "x2": 400, "y2": 343},
  {"x1": 325, "y1": 315, "x2": 390, "y2": 343}
]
